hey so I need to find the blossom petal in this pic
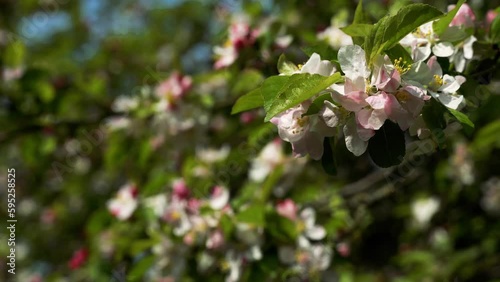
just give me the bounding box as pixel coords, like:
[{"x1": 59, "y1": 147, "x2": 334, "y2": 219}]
[
  {"x1": 344, "y1": 117, "x2": 368, "y2": 156},
  {"x1": 338, "y1": 45, "x2": 369, "y2": 81},
  {"x1": 432, "y1": 42, "x2": 455, "y2": 57},
  {"x1": 306, "y1": 226, "x2": 327, "y2": 240}
]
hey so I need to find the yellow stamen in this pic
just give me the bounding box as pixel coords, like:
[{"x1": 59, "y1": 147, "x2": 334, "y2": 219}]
[
  {"x1": 395, "y1": 90, "x2": 411, "y2": 103},
  {"x1": 394, "y1": 57, "x2": 411, "y2": 74}
]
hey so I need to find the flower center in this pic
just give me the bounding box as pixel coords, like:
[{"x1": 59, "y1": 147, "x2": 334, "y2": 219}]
[
  {"x1": 394, "y1": 57, "x2": 411, "y2": 74},
  {"x1": 429, "y1": 74, "x2": 444, "y2": 90},
  {"x1": 395, "y1": 90, "x2": 411, "y2": 102}
]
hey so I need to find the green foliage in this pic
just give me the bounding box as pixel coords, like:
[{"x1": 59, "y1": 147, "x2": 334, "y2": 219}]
[
  {"x1": 433, "y1": 0, "x2": 466, "y2": 35},
  {"x1": 490, "y1": 14, "x2": 500, "y2": 43},
  {"x1": 231, "y1": 88, "x2": 263, "y2": 114},
  {"x1": 262, "y1": 73, "x2": 342, "y2": 122},
  {"x1": 364, "y1": 4, "x2": 442, "y2": 63}
]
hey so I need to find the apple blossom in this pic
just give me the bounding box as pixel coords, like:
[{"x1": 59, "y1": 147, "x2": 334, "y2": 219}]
[
  {"x1": 107, "y1": 183, "x2": 138, "y2": 221},
  {"x1": 210, "y1": 186, "x2": 230, "y2": 210},
  {"x1": 249, "y1": 139, "x2": 285, "y2": 182},
  {"x1": 155, "y1": 71, "x2": 192, "y2": 110},
  {"x1": 411, "y1": 197, "x2": 440, "y2": 227},
  {"x1": 276, "y1": 198, "x2": 298, "y2": 221},
  {"x1": 317, "y1": 26, "x2": 353, "y2": 49},
  {"x1": 426, "y1": 56, "x2": 465, "y2": 109}
]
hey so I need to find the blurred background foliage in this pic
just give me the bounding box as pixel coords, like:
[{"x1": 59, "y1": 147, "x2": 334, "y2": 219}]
[{"x1": 1, "y1": 0, "x2": 500, "y2": 281}]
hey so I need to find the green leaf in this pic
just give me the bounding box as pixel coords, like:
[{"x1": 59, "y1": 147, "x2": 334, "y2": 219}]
[
  {"x1": 490, "y1": 14, "x2": 500, "y2": 43},
  {"x1": 341, "y1": 24, "x2": 373, "y2": 37},
  {"x1": 4, "y1": 40, "x2": 25, "y2": 67},
  {"x1": 302, "y1": 43, "x2": 337, "y2": 61},
  {"x1": 321, "y1": 138, "x2": 337, "y2": 175},
  {"x1": 366, "y1": 4, "x2": 442, "y2": 62},
  {"x1": 231, "y1": 88, "x2": 263, "y2": 114},
  {"x1": 127, "y1": 255, "x2": 155, "y2": 281},
  {"x1": 447, "y1": 108, "x2": 474, "y2": 130},
  {"x1": 236, "y1": 204, "x2": 265, "y2": 226},
  {"x1": 263, "y1": 73, "x2": 342, "y2": 122},
  {"x1": 432, "y1": 0, "x2": 465, "y2": 35},
  {"x1": 220, "y1": 213, "x2": 234, "y2": 238},
  {"x1": 266, "y1": 213, "x2": 298, "y2": 242},
  {"x1": 439, "y1": 26, "x2": 469, "y2": 42},
  {"x1": 386, "y1": 44, "x2": 413, "y2": 66},
  {"x1": 422, "y1": 99, "x2": 447, "y2": 149},
  {"x1": 368, "y1": 120, "x2": 405, "y2": 168},
  {"x1": 353, "y1": 0, "x2": 368, "y2": 24},
  {"x1": 231, "y1": 69, "x2": 264, "y2": 96},
  {"x1": 277, "y1": 54, "x2": 299, "y2": 75},
  {"x1": 471, "y1": 120, "x2": 500, "y2": 158},
  {"x1": 304, "y1": 93, "x2": 334, "y2": 116},
  {"x1": 262, "y1": 75, "x2": 290, "y2": 113}
]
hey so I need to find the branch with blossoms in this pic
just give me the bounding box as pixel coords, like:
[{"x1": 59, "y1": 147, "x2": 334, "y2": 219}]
[{"x1": 232, "y1": 1, "x2": 498, "y2": 170}]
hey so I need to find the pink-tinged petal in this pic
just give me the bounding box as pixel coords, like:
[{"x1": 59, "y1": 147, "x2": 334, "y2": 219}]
[
  {"x1": 210, "y1": 186, "x2": 229, "y2": 210},
  {"x1": 427, "y1": 56, "x2": 443, "y2": 77},
  {"x1": 357, "y1": 125, "x2": 375, "y2": 142},
  {"x1": 487, "y1": 10, "x2": 498, "y2": 29},
  {"x1": 334, "y1": 91, "x2": 369, "y2": 112},
  {"x1": 291, "y1": 137, "x2": 308, "y2": 158},
  {"x1": 276, "y1": 199, "x2": 298, "y2": 221},
  {"x1": 367, "y1": 109, "x2": 387, "y2": 130},
  {"x1": 270, "y1": 116, "x2": 280, "y2": 125},
  {"x1": 206, "y1": 229, "x2": 225, "y2": 250},
  {"x1": 172, "y1": 178, "x2": 190, "y2": 200},
  {"x1": 356, "y1": 108, "x2": 372, "y2": 129},
  {"x1": 449, "y1": 4, "x2": 476, "y2": 28},
  {"x1": 386, "y1": 94, "x2": 413, "y2": 130},
  {"x1": 402, "y1": 85, "x2": 429, "y2": 100},
  {"x1": 373, "y1": 67, "x2": 400, "y2": 93},
  {"x1": 366, "y1": 93, "x2": 389, "y2": 110},
  {"x1": 345, "y1": 77, "x2": 366, "y2": 93},
  {"x1": 305, "y1": 132, "x2": 324, "y2": 160}
]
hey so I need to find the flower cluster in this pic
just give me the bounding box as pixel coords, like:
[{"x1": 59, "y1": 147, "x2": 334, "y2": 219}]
[
  {"x1": 400, "y1": 4, "x2": 477, "y2": 72},
  {"x1": 213, "y1": 17, "x2": 260, "y2": 69},
  {"x1": 270, "y1": 6, "x2": 476, "y2": 159}
]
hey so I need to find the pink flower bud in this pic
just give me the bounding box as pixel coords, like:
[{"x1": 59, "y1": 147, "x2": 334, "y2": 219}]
[
  {"x1": 336, "y1": 242, "x2": 350, "y2": 257},
  {"x1": 449, "y1": 4, "x2": 476, "y2": 28},
  {"x1": 172, "y1": 179, "x2": 190, "y2": 200},
  {"x1": 187, "y1": 198, "x2": 201, "y2": 214},
  {"x1": 240, "y1": 111, "x2": 256, "y2": 124},
  {"x1": 487, "y1": 10, "x2": 498, "y2": 30},
  {"x1": 183, "y1": 232, "x2": 195, "y2": 246},
  {"x1": 276, "y1": 199, "x2": 298, "y2": 221},
  {"x1": 68, "y1": 248, "x2": 88, "y2": 270}
]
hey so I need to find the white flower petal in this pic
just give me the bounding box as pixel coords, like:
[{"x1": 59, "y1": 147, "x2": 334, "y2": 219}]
[
  {"x1": 343, "y1": 117, "x2": 368, "y2": 156},
  {"x1": 338, "y1": 45, "x2": 369, "y2": 81},
  {"x1": 319, "y1": 101, "x2": 341, "y2": 127},
  {"x1": 432, "y1": 42, "x2": 455, "y2": 57},
  {"x1": 306, "y1": 226, "x2": 327, "y2": 240},
  {"x1": 463, "y1": 35, "x2": 477, "y2": 60},
  {"x1": 437, "y1": 92, "x2": 464, "y2": 110}
]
